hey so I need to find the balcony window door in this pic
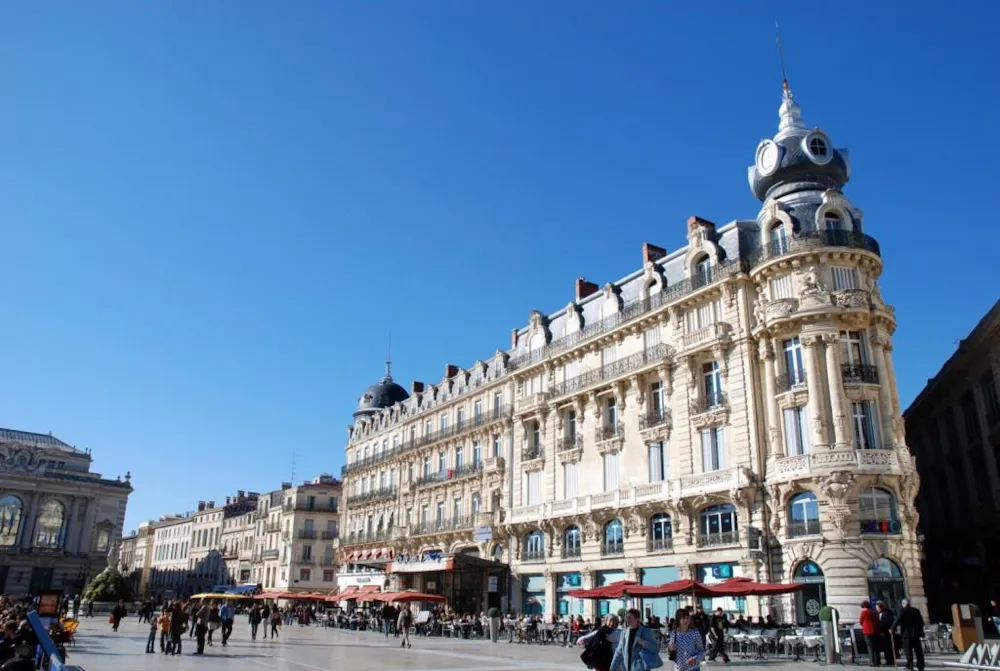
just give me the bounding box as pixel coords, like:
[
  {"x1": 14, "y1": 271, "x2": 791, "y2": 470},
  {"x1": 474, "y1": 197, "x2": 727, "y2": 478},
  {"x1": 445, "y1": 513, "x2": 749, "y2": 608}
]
[
  {"x1": 435, "y1": 502, "x2": 444, "y2": 524},
  {"x1": 649, "y1": 513, "x2": 672, "y2": 549},
  {"x1": 770, "y1": 275, "x2": 794, "y2": 300},
  {"x1": 695, "y1": 256, "x2": 712, "y2": 286},
  {"x1": 564, "y1": 526, "x2": 581, "y2": 557},
  {"x1": 422, "y1": 457, "x2": 431, "y2": 478},
  {"x1": 474, "y1": 400, "x2": 483, "y2": 422},
  {"x1": 605, "y1": 397, "x2": 618, "y2": 430},
  {"x1": 783, "y1": 337, "x2": 805, "y2": 386},
  {"x1": 788, "y1": 492, "x2": 820, "y2": 537},
  {"x1": 453, "y1": 498, "x2": 463, "y2": 520},
  {"x1": 700, "y1": 504, "x2": 738, "y2": 540},
  {"x1": 471, "y1": 494, "x2": 480, "y2": 515},
  {"x1": 649, "y1": 382, "x2": 664, "y2": 415},
  {"x1": 851, "y1": 401, "x2": 881, "y2": 449},
  {"x1": 824, "y1": 211, "x2": 848, "y2": 231},
  {"x1": 700, "y1": 427, "x2": 725, "y2": 472},
  {"x1": 840, "y1": 331, "x2": 867, "y2": 365},
  {"x1": 601, "y1": 343, "x2": 617, "y2": 368},
  {"x1": 702, "y1": 362, "x2": 723, "y2": 407},
  {"x1": 525, "y1": 531, "x2": 545, "y2": 560},
  {"x1": 438, "y1": 451, "x2": 447, "y2": 473},
  {"x1": 439, "y1": 414, "x2": 448, "y2": 433},
  {"x1": 526, "y1": 471, "x2": 542, "y2": 506},
  {"x1": 566, "y1": 411, "x2": 577, "y2": 440},
  {"x1": 424, "y1": 420, "x2": 433, "y2": 439},
  {"x1": 420, "y1": 506, "x2": 428, "y2": 527},
  {"x1": 648, "y1": 441, "x2": 666, "y2": 483},
  {"x1": 492, "y1": 435, "x2": 502, "y2": 457},
  {"x1": 302, "y1": 544, "x2": 313, "y2": 561},
  {"x1": 644, "y1": 326, "x2": 661, "y2": 349},
  {"x1": 563, "y1": 461, "x2": 579, "y2": 498},
  {"x1": 379, "y1": 471, "x2": 386, "y2": 489},
  {"x1": 494, "y1": 392, "x2": 503, "y2": 416},
  {"x1": 456, "y1": 408, "x2": 465, "y2": 430},
  {"x1": 531, "y1": 422, "x2": 541, "y2": 449},
  {"x1": 831, "y1": 266, "x2": 860, "y2": 291},
  {"x1": 455, "y1": 447, "x2": 464, "y2": 470},
  {"x1": 783, "y1": 406, "x2": 811, "y2": 455},
  {"x1": 602, "y1": 452, "x2": 620, "y2": 492},
  {"x1": 472, "y1": 441, "x2": 482, "y2": 465},
  {"x1": 769, "y1": 223, "x2": 788, "y2": 254}
]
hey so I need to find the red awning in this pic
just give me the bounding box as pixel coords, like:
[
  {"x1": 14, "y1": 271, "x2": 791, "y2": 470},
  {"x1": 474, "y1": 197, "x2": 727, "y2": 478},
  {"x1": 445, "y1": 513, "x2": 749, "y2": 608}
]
[
  {"x1": 338, "y1": 586, "x2": 359, "y2": 601},
  {"x1": 566, "y1": 580, "x2": 640, "y2": 600},
  {"x1": 374, "y1": 549, "x2": 383, "y2": 559}
]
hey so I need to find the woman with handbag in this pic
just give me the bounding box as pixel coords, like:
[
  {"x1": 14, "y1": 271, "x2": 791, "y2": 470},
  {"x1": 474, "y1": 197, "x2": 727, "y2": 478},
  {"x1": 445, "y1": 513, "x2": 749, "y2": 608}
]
[
  {"x1": 578, "y1": 614, "x2": 620, "y2": 671},
  {"x1": 610, "y1": 608, "x2": 663, "y2": 671},
  {"x1": 668, "y1": 609, "x2": 705, "y2": 671}
]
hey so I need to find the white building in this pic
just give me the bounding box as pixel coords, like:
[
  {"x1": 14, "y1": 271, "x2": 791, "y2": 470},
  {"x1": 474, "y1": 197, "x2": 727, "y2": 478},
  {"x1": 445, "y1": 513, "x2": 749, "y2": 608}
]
[{"x1": 147, "y1": 514, "x2": 193, "y2": 598}]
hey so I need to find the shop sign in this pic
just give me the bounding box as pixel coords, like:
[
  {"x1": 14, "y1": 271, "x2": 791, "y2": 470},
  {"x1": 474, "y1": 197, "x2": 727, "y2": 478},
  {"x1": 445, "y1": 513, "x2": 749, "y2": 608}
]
[
  {"x1": 860, "y1": 519, "x2": 902, "y2": 534},
  {"x1": 474, "y1": 525, "x2": 493, "y2": 542},
  {"x1": 356, "y1": 577, "x2": 371, "y2": 583}
]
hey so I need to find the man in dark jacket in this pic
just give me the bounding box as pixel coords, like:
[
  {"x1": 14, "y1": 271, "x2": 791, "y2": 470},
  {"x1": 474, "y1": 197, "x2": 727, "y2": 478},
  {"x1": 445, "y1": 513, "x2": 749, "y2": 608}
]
[
  {"x1": 892, "y1": 598, "x2": 925, "y2": 671},
  {"x1": 691, "y1": 606, "x2": 709, "y2": 646},
  {"x1": 381, "y1": 602, "x2": 395, "y2": 637},
  {"x1": 707, "y1": 607, "x2": 730, "y2": 663},
  {"x1": 875, "y1": 602, "x2": 896, "y2": 666},
  {"x1": 169, "y1": 603, "x2": 186, "y2": 656}
]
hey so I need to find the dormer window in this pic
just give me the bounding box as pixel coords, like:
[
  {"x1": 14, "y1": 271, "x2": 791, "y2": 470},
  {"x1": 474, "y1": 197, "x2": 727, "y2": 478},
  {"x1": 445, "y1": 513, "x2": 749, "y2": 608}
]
[
  {"x1": 809, "y1": 137, "x2": 827, "y2": 157},
  {"x1": 824, "y1": 211, "x2": 847, "y2": 231},
  {"x1": 694, "y1": 256, "x2": 712, "y2": 287},
  {"x1": 803, "y1": 131, "x2": 832, "y2": 165}
]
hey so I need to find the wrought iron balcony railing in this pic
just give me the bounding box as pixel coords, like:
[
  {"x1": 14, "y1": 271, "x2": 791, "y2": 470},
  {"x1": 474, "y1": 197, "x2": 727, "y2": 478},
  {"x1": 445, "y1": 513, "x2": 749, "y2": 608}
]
[
  {"x1": 321, "y1": 531, "x2": 339, "y2": 540},
  {"x1": 413, "y1": 462, "x2": 483, "y2": 488},
  {"x1": 639, "y1": 409, "x2": 671, "y2": 431},
  {"x1": 509, "y1": 259, "x2": 745, "y2": 371},
  {"x1": 696, "y1": 530, "x2": 739, "y2": 548},
  {"x1": 343, "y1": 528, "x2": 393, "y2": 545},
  {"x1": 690, "y1": 391, "x2": 727, "y2": 415},
  {"x1": 786, "y1": 520, "x2": 822, "y2": 538},
  {"x1": 548, "y1": 343, "x2": 675, "y2": 399},
  {"x1": 600, "y1": 541, "x2": 625, "y2": 557},
  {"x1": 561, "y1": 545, "x2": 582, "y2": 559},
  {"x1": 647, "y1": 536, "x2": 674, "y2": 552},
  {"x1": 842, "y1": 363, "x2": 879, "y2": 384},
  {"x1": 298, "y1": 530, "x2": 317, "y2": 540},
  {"x1": 345, "y1": 486, "x2": 398, "y2": 507},
  {"x1": 558, "y1": 435, "x2": 583, "y2": 452},
  {"x1": 746, "y1": 229, "x2": 881, "y2": 269},
  {"x1": 595, "y1": 421, "x2": 625, "y2": 443},
  {"x1": 413, "y1": 515, "x2": 477, "y2": 536},
  {"x1": 522, "y1": 444, "x2": 544, "y2": 461},
  {"x1": 775, "y1": 369, "x2": 807, "y2": 393},
  {"x1": 522, "y1": 549, "x2": 546, "y2": 562}
]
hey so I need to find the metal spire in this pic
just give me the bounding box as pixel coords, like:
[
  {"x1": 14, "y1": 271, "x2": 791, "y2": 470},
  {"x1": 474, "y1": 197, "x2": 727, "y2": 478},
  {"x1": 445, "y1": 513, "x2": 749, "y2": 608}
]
[
  {"x1": 774, "y1": 22, "x2": 806, "y2": 140},
  {"x1": 384, "y1": 331, "x2": 393, "y2": 379}
]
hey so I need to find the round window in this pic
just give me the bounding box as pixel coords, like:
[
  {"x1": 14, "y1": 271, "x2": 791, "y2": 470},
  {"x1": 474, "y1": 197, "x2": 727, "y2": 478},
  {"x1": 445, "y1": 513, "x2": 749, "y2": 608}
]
[{"x1": 803, "y1": 132, "x2": 832, "y2": 165}]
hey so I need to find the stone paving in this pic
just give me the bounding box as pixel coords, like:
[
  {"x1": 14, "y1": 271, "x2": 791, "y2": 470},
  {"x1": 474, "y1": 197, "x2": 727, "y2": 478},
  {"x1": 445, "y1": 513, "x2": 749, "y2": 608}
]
[{"x1": 64, "y1": 617, "x2": 960, "y2": 671}]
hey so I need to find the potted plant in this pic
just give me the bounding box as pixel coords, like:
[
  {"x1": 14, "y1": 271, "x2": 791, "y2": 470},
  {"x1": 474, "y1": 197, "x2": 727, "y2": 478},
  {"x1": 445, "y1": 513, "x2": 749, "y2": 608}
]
[
  {"x1": 487, "y1": 607, "x2": 502, "y2": 643},
  {"x1": 819, "y1": 606, "x2": 839, "y2": 663}
]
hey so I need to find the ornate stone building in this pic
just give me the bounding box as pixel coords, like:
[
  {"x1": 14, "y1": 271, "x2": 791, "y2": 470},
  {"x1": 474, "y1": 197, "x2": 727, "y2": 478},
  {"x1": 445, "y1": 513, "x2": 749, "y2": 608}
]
[
  {"x1": 0, "y1": 427, "x2": 132, "y2": 596},
  {"x1": 339, "y1": 82, "x2": 923, "y2": 623}
]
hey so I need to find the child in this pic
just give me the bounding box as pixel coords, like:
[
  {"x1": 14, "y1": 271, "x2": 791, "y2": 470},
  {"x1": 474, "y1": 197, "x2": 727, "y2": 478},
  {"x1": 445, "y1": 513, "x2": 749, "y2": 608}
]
[
  {"x1": 146, "y1": 614, "x2": 158, "y2": 653},
  {"x1": 159, "y1": 608, "x2": 172, "y2": 654}
]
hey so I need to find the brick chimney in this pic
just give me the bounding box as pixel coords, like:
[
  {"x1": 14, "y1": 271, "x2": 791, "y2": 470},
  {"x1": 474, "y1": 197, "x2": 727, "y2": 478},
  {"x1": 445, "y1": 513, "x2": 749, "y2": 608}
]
[
  {"x1": 207, "y1": 501, "x2": 215, "y2": 509},
  {"x1": 444, "y1": 364, "x2": 459, "y2": 379},
  {"x1": 197, "y1": 501, "x2": 205, "y2": 512},
  {"x1": 643, "y1": 242, "x2": 667, "y2": 263},
  {"x1": 510, "y1": 328, "x2": 519, "y2": 349},
  {"x1": 576, "y1": 277, "x2": 599, "y2": 301},
  {"x1": 237, "y1": 490, "x2": 245, "y2": 498},
  {"x1": 281, "y1": 482, "x2": 292, "y2": 490},
  {"x1": 225, "y1": 497, "x2": 231, "y2": 505},
  {"x1": 411, "y1": 381, "x2": 424, "y2": 394}
]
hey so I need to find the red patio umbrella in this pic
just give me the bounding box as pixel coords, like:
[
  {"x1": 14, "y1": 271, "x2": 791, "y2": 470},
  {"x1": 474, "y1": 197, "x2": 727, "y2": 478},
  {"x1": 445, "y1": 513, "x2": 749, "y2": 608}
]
[
  {"x1": 390, "y1": 591, "x2": 446, "y2": 604},
  {"x1": 627, "y1": 579, "x2": 720, "y2": 599},
  {"x1": 567, "y1": 580, "x2": 640, "y2": 599},
  {"x1": 709, "y1": 578, "x2": 804, "y2": 597}
]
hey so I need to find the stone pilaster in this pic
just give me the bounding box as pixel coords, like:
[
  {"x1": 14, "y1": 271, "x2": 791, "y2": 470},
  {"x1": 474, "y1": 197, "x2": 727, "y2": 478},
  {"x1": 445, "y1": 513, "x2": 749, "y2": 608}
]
[
  {"x1": 823, "y1": 333, "x2": 852, "y2": 449},
  {"x1": 760, "y1": 338, "x2": 783, "y2": 457},
  {"x1": 871, "y1": 335, "x2": 896, "y2": 446},
  {"x1": 801, "y1": 334, "x2": 829, "y2": 448}
]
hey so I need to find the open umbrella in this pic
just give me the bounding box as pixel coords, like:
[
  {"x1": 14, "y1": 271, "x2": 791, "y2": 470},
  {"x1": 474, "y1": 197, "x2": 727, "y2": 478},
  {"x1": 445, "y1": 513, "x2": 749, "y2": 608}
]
[
  {"x1": 627, "y1": 579, "x2": 719, "y2": 599},
  {"x1": 566, "y1": 580, "x2": 640, "y2": 599},
  {"x1": 709, "y1": 578, "x2": 804, "y2": 597},
  {"x1": 390, "y1": 591, "x2": 445, "y2": 604}
]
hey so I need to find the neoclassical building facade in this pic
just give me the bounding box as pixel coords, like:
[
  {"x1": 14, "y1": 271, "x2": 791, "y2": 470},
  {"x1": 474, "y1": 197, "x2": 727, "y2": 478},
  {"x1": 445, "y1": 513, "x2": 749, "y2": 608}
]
[
  {"x1": 0, "y1": 427, "x2": 132, "y2": 595},
  {"x1": 340, "y1": 83, "x2": 923, "y2": 623}
]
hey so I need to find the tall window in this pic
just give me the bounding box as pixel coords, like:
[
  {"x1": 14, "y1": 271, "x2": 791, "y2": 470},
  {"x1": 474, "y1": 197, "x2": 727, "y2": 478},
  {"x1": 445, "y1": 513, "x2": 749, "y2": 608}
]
[
  {"x1": 435, "y1": 501, "x2": 444, "y2": 523},
  {"x1": 783, "y1": 406, "x2": 811, "y2": 455},
  {"x1": 0, "y1": 495, "x2": 23, "y2": 546},
  {"x1": 824, "y1": 211, "x2": 847, "y2": 230},
  {"x1": 471, "y1": 493, "x2": 481, "y2": 514},
  {"x1": 787, "y1": 492, "x2": 820, "y2": 537},
  {"x1": 455, "y1": 446, "x2": 464, "y2": 470},
  {"x1": 438, "y1": 451, "x2": 447, "y2": 472},
  {"x1": 851, "y1": 401, "x2": 881, "y2": 449},
  {"x1": 783, "y1": 337, "x2": 805, "y2": 386},
  {"x1": 700, "y1": 427, "x2": 725, "y2": 472},
  {"x1": 649, "y1": 513, "x2": 672, "y2": 551},
  {"x1": 563, "y1": 526, "x2": 581, "y2": 558},
  {"x1": 702, "y1": 362, "x2": 723, "y2": 407},
  {"x1": 601, "y1": 342, "x2": 616, "y2": 367},
  {"x1": 35, "y1": 500, "x2": 66, "y2": 548},
  {"x1": 648, "y1": 442, "x2": 666, "y2": 482},
  {"x1": 563, "y1": 462, "x2": 579, "y2": 498},
  {"x1": 524, "y1": 530, "x2": 545, "y2": 560},
  {"x1": 456, "y1": 407, "x2": 465, "y2": 429},
  {"x1": 604, "y1": 397, "x2": 618, "y2": 433},
  {"x1": 770, "y1": 275, "x2": 794, "y2": 300},
  {"x1": 687, "y1": 300, "x2": 719, "y2": 330},
  {"x1": 649, "y1": 382, "x2": 665, "y2": 415},
  {"x1": 526, "y1": 471, "x2": 542, "y2": 506},
  {"x1": 493, "y1": 392, "x2": 503, "y2": 416},
  {"x1": 530, "y1": 421, "x2": 541, "y2": 448},
  {"x1": 474, "y1": 400, "x2": 483, "y2": 422},
  {"x1": 644, "y1": 325, "x2": 661, "y2": 349},
  {"x1": 472, "y1": 441, "x2": 482, "y2": 465},
  {"x1": 831, "y1": 266, "x2": 860, "y2": 291},
  {"x1": 859, "y1": 487, "x2": 900, "y2": 534},
  {"x1": 769, "y1": 223, "x2": 787, "y2": 254},
  {"x1": 565, "y1": 411, "x2": 577, "y2": 439},
  {"x1": 453, "y1": 498, "x2": 463, "y2": 520},
  {"x1": 424, "y1": 420, "x2": 433, "y2": 438},
  {"x1": 603, "y1": 452, "x2": 620, "y2": 492},
  {"x1": 840, "y1": 331, "x2": 867, "y2": 365},
  {"x1": 492, "y1": 434, "x2": 502, "y2": 457},
  {"x1": 699, "y1": 504, "x2": 738, "y2": 544},
  {"x1": 694, "y1": 256, "x2": 712, "y2": 286},
  {"x1": 982, "y1": 372, "x2": 1000, "y2": 425},
  {"x1": 420, "y1": 505, "x2": 428, "y2": 526},
  {"x1": 602, "y1": 519, "x2": 624, "y2": 555}
]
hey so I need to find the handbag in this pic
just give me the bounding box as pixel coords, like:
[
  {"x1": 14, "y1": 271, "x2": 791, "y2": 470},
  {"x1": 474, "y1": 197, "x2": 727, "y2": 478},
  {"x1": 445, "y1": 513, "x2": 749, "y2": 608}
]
[{"x1": 636, "y1": 637, "x2": 664, "y2": 670}]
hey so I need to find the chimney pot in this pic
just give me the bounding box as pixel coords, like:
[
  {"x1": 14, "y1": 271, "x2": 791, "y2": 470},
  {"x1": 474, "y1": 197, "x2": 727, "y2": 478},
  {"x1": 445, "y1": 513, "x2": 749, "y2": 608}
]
[
  {"x1": 575, "y1": 277, "x2": 599, "y2": 301},
  {"x1": 642, "y1": 242, "x2": 667, "y2": 264},
  {"x1": 411, "y1": 381, "x2": 424, "y2": 394},
  {"x1": 444, "y1": 364, "x2": 459, "y2": 379}
]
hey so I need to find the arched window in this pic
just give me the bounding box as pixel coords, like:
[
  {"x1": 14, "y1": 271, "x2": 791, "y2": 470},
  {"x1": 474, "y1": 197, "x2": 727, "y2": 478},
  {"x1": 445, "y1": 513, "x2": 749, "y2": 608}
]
[
  {"x1": 602, "y1": 519, "x2": 624, "y2": 556},
  {"x1": 492, "y1": 544, "x2": 504, "y2": 562},
  {"x1": 563, "y1": 525, "x2": 582, "y2": 559},
  {"x1": 769, "y1": 223, "x2": 788, "y2": 254},
  {"x1": 524, "y1": 530, "x2": 545, "y2": 561},
  {"x1": 859, "y1": 487, "x2": 901, "y2": 535},
  {"x1": 698, "y1": 504, "x2": 738, "y2": 548},
  {"x1": 793, "y1": 561, "x2": 826, "y2": 624},
  {"x1": 694, "y1": 255, "x2": 712, "y2": 287},
  {"x1": 648, "y1": 514, "x2": 673, "y2": 552},
  {"x1": 35, "y1": 500, "x2": 66, "y2": 548},
  {"x1": 867, "y1": 558, "x2": 906, "y2": 612},
  {"x1": 0, "y1": 495, "x2": 23, "y2": 547},
  {"x1": 824, "y1": 211, "x2": 848, "y2": 232},
  {"x1": 787, "y1": 492, "x2": 821, "y2": 537}
]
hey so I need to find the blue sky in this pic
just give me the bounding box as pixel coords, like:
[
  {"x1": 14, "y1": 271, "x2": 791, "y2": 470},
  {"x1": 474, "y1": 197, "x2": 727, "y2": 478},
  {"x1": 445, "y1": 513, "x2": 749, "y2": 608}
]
[{"x1": 2, "y1": 3, "x2": 997, "y2": 531}]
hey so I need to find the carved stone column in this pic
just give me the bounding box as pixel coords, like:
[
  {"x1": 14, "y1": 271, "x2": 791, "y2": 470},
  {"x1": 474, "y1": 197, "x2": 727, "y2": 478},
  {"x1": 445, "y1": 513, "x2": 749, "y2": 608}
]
[
  {"x1": 801, "y1": 334, "x2": 829, "y2": 448},
  {"x1": 823, "y1": 333, "x2": 852, "y2": 449},
  {"x1": 871, "y1": 335, "x2": 896, "y2": 446},
  {"x1": 760, "y1": 339, "x2": 783, "y2": 458},
  {"x1": 882, "y1": 340, "x2": 905, "y2": 442}
]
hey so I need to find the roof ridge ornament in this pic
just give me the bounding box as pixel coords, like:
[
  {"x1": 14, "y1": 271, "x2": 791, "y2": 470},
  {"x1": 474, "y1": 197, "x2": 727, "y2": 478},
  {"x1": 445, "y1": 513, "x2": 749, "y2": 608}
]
[{"x1": 774, "y1": 22, "x2": 806, "y2": 141}]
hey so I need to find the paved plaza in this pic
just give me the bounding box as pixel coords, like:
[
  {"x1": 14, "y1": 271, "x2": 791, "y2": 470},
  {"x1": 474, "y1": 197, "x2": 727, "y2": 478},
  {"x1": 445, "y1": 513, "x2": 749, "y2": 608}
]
[{"x1": 64, "y1": 617, "x2": 961, "y2": 671}]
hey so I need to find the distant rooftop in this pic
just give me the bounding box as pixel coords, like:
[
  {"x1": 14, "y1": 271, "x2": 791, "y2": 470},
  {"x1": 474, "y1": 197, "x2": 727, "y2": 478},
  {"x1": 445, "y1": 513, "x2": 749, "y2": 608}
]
[{"x1": 0, "y1": 427, "x2": 87, "y2": 455}]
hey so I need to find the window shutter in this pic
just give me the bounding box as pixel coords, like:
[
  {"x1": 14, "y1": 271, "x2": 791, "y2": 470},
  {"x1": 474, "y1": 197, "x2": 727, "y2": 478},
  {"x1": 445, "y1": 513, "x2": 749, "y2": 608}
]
[
  {"x1": 783, "y1": 408, "x2": 798, "y2": 456},
  {"x1": 701, "y1": 430, "x2": 713, "y2": 473},
  {"x1": 716, "y1": 427, "x2": 726, "y2": 469},
  {"x1": 770, "y1": 275, "x2": 794, "y2": 300},
  {"x1": 831, "y1": 266, "x2": 860, "y2": 291},
  {"x1": 798, "y1": 408, "x2": 811, "y2": 454}
]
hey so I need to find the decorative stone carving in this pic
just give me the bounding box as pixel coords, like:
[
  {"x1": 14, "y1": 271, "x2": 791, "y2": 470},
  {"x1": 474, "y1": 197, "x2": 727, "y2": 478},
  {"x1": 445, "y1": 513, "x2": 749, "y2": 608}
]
[
  {"x1": 764, "y1": 298, "x2": 799, "y2": 321},
  {"x1": 0, "y1": 444, "x2": 45, "y2": 475},
  {"x1": 817, "y1": 471, "x2": 854, "y2": 506},
  {"x1": 828, "y1": 506, "x2": 852, "y2": 537},
  {"x1": 800, "y1": 266, "x2": 825, "y2": 294},
  {"x1": 833, "y1": 289, "x2": 870, "y2": 309},
  {"x1": 767, "y1": 484, "x2": 782, "y2": 538}
]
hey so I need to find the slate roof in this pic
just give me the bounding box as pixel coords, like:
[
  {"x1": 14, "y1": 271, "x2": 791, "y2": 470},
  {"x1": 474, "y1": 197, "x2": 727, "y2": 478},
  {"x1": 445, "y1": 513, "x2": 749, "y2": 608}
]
[{"x1": 0, "y1": 427, "x2": 83, "y2": 454}]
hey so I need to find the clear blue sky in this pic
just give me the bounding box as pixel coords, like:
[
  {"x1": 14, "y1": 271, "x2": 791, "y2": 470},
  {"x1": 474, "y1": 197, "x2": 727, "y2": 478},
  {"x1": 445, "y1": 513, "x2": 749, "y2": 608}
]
[{"x1": 2, "y1": 3, "x2": 997, "y2": 531}]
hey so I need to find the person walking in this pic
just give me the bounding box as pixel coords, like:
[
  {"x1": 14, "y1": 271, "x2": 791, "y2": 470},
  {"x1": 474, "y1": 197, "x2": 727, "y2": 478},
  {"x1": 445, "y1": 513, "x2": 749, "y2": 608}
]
[
  {"x1": 194, "y1": 602, "x2": 210, "y2": 655},
  {"x1": 397, "y1": 606, "x2": 413, "y2": 649},
  {"x1": 893, "y1": 598, "x2": 925, "y2": 671},
  {"x1": 249, "y1": 604, "x2": 262, "y2": 641},
  {"x1": 86, "y1": 600, "x2": 94, "y2": 618},
  {"x1": 260, "y1": 603, "x2": 271, "y2": 639},
  {"x1": 207, "y1": 603, "x2": 220, "y2": 646},
  {"x1": 269, "y1": 606, "x2": 281, "y2": 639},
  {"x1": 859, "y1": 601, "x2": 880, "y2": 667},
  {"x1": 577, "y1": 614, "x2": 618, "y2": 671},
  {"x1": 381, "y1": 601, "x2": 394, "y2": 638},
  {"x1": 219, "y1": 601, "x2": 234, "y2": 646},
  {"x1": 876, "y1": 601, "x2": 896, "y2": 667},
  {"x1": 145, "y1": 613, "x2": 158, "y2": 653},
  {"x1": 669, "y1": 608, "x2": 706, "y2": 671},
  {"x1": 609, "y1": 608, "x2": 661, "y2": 671},
  {"x1": 691, "y1": 605, "x2": 709, "y2": 647},
  {"x1": 169, "y1": 603, "x2": 186, "y2": 656},
  {"x1": 110, "y1": 600, "x2": 126, "y2": 632},
  {"x1": 158, "y1": 608, "x2": 171, "y2": 653},
  {"x1": 707, "y1": 607, "x2": 730, "y2": 664}
]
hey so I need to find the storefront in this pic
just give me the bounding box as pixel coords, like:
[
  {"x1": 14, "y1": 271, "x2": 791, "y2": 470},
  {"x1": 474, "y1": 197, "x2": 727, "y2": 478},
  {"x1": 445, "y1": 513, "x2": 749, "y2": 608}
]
[
  {"x1": 696, "y1": 563, "x2": 746, "y2": 613},
  {"x1": 792, "y1": 561, "x2": 826, "y2": 625},
  {"x1": 597, "y1": 570, "x2": 626, "y2": 617},
  {"x1": 557, "y1": 573, "x2": 584, "y2": 616},
  {"x1": 521, "y1": 574, "x2": 546, "y2": 615},
  {"x1": 867, "y1": 558, "x2": 906, "y2": 612},
  {"x1": 640, "y1": 566, "x2": 680, "y2": 621},
  {"x1": 389, "y1": 550, "x2": 507, "y2": 615}
]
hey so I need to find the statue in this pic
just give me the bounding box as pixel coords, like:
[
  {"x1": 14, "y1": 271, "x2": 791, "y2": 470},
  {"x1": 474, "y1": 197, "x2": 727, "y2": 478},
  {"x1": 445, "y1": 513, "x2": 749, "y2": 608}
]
[
  {"x1": 106, "y1": 539, "x2": 121, "y2": 572},
  {"x1": 800, "y1": 266, "x2": 826, "y2": 294}
]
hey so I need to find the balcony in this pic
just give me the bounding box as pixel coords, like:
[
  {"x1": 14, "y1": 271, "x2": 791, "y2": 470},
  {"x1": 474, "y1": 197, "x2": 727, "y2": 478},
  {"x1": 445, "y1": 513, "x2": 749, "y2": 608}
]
[
  {"x1": 413, "y1": 515, "x2": 477, "y2": 536},
  {"x1": 842, "y1": 363, "x2": 879, "y2": 384},
  {"x1": 320, "y1": 557, "x2": 336, "y2": 567},
  {"x1": 775, "y1": 369, "x2": 807, "y2": 393},
  {"x1": 517, "y1": 392, "x2": 549, "y2": 414},
  {"x1": 595, "y1": 422, "x2": 625, "y2": 454},
  {"x1": 639, "y1": 409, "x2": 671, "y2": 433},
  {"x1": 298, "y1": 530, "x2": 317, "y2": 540},
  {"x1": 787, "y1": 520, "x2": 822, "y2": 538},
  {"x1": 747, "y1": 229, "x2": 882, "y2": 269},
  {"x1": 297, "y1": 557, "x2": 315, "y2": 566},
  {"x1": 343, "y1": 529, "x2": 393, "y2": 546},
  {"x1": 262, "y1": 549, "x2": 279, "y2": 560},
  {"x1": 548, "y1": 343, "x2": 675, "y2": 400},
  {"x1": 561, "y1": 546, "x2": 581, "y2": 560},
  {"x1": 522, "y1": 444, "x2": 544, "y2": 462},
  {"x1": 413, "y1": 462, "x2": 483, "y2": 488},
  {"x1": 690, "y1": 391, "x2": 727, "y2": 416},
  {"x1": 647, "y1": 536, "x2": 674, "y2": 553},
  {"x1": 600, "y1": 542, "x2": 625, "y2": 557},
  {"x1": 346, "y1": 486, "x2": 398, "y2": 507},
  {"x1": 321, "y1": 531, "x2": 339, "y2": 540},
  {"x1": 682, "y1": 322, "x2": 732, "y2": 350},
  {"x1": 557, "y1": 435, "x2": 583, "y2": 458},
  {"x1": 696, "y1": 530, "x2": 739, "y2": 548},
  {"x1": 522, "y1": 549, "x2": 546, "y2": 563},
  {"x1": 265, "y1": 522, "x2": 281, "y2": 533},
  {"x1": 509, "y1": 259, "x2": 744, "y2": 372}
]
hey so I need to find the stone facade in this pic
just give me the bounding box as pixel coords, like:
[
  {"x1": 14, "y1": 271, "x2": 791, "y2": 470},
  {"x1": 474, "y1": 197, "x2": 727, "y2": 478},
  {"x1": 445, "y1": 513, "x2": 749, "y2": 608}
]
[
  {"x1": 147, "y1": 514, "x2": 193, "y2": 597},
  {"x1": 0, "y1": 428, "x2": 132, "y2": 596},
  {"x1": 338, "y1": 82, "x2": 923, "y2": 624},
  {"x1": 904, "y1": 299, "x2": 1000, "y2": 620}
]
